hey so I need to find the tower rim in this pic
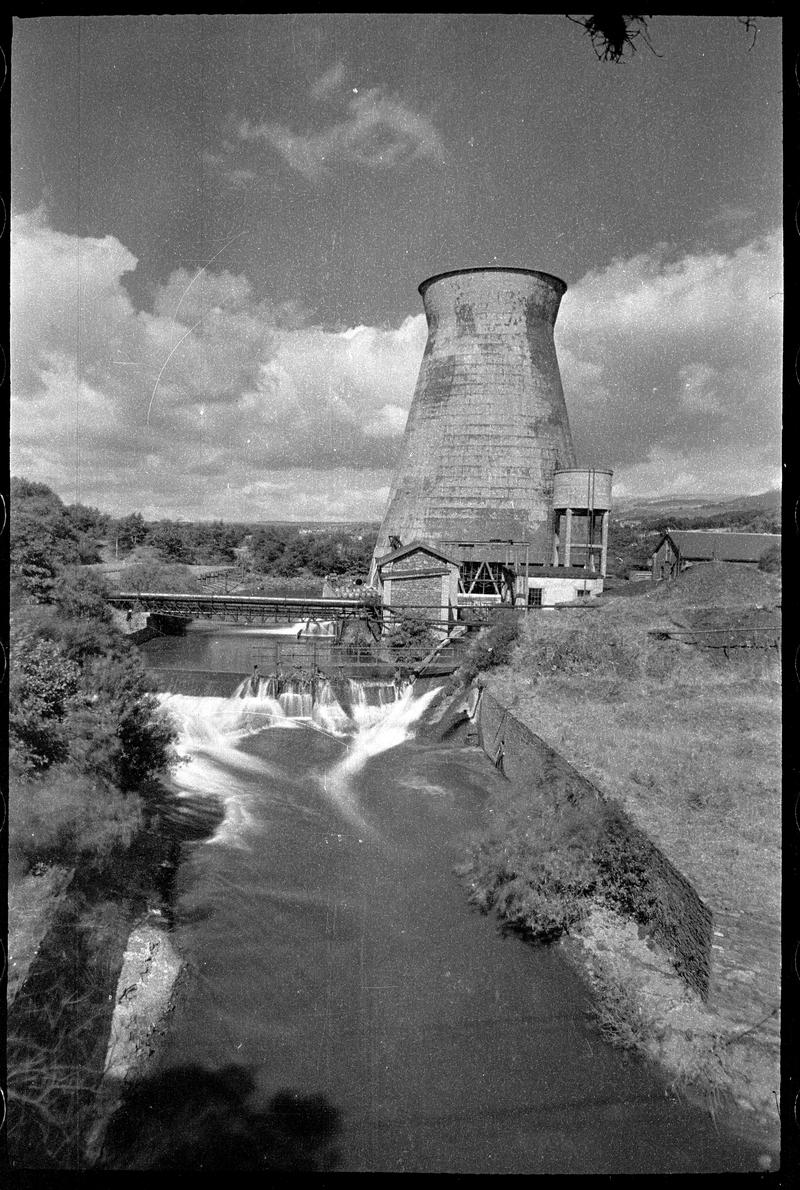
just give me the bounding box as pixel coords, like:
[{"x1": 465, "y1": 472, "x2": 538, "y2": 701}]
[{"x1": 418, "y1": 266, "x2": 567, "y2": 298}]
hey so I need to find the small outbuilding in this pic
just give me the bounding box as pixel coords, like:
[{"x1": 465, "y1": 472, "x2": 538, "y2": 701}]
[
  {"x1": 651, "y1": 530, "x2": 781, "y2": 582},
  {"x1": 374, "y1": 541, "x2": 460, "y2": 629}
]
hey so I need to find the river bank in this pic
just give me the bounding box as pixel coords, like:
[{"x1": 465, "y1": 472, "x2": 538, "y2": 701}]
[
  {"x1": 6, "y1": 775, "x2": 225, "y2": 1169},
  {"x1": 455, "y1": 565, "x2": 780, "y2": 1160},
  {"x1": 85, "y1": 918, "x2": 185, "y2": 1166}
]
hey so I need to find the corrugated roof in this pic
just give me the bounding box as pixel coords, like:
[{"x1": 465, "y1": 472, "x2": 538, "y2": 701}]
[{"x1": 665, "y1": 531, "x2": 780, "y2": 563}]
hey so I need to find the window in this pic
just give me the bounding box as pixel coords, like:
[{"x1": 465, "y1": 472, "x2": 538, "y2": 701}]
[
  {"x1": 459, "y1": 560, "x2": 504, "y2": 596},
  {"x1": 528, "y1": 587, "x2": 543, "y2": 607},
  {"x1": 577, "y1": 588, "x2": 589, "y2": 598}
]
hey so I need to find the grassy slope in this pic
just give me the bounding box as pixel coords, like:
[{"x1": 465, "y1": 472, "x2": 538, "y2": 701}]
[
  {"x1": 482, "y1": 564, "x2": 781, "y2": 1144},
  {"x1": 487, "y1": 565, "x2": 781, "y2": 920}
]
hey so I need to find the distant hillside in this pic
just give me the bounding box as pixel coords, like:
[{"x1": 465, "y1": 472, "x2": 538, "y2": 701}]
[
  {"x1": 613, "y1": 489, "x2": 780, "y2": 525},
  {"x1": 606, "y1": 489, "x2": 780, "y2": 577}
]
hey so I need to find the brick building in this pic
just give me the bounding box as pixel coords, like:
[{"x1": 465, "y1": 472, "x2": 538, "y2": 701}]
[{"x1": 373, "y1": 542, "x2": 460, "y2": 628}]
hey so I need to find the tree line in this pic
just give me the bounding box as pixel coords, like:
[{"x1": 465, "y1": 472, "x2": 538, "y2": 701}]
[{"x1": 10, "y1": 477, "x2": 378, "y2": 594}]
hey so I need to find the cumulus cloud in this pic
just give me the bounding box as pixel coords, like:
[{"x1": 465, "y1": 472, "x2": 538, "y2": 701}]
[
  {"x1": 238, "y1": 75, "x2": 445, "y2": 182},
  {"x1": 10, "y1": 211, "x2": 425, "y2": 518},
  {"x1": 310, "y1": 62, "x2": 346, "y2": 102},
  {"x1": 556, "y1": 229, "x2": 782, "y2": 496},
  {"x1": 10, "y1": 210, "x2": 781, "y2": 520}
]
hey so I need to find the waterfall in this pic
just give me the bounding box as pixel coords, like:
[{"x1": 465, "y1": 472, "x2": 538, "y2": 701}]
[
  {"x1": 226, "y1": 674, "x2": 403, "y2": 735},
  {"x1": 158, "y1": 677, "x2": 443, "y2": 843}
]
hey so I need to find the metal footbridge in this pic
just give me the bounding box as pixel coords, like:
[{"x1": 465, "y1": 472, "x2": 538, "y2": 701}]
[{"x1": 107, "y1": 591, "x2": 382, "y2": 626}]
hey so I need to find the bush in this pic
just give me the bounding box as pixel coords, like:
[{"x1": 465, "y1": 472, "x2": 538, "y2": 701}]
[
  {"x1": 10, "y1": 767, "x2": 145, "y2": 872},
  {"x1": 758, "y1": 543, "x2": 781, "y2": 573},
  {"x1": 52, "y1": 567, "x2": 113, "y2": 622},
  {"x1": 114, "y1": 562, "x2": 205, "y2": 594},
  {"x1": 457, "y1": 610, "x2": 524, "y2": 684},
  {"x1": 459, "y1": 792, "x2": 657, "y2": 945},
  {"x1": 9, "y1": 633, "x2": 81, "y2": 772},
  {"x1": 386, "y1": 611, "x2": 437, "y2": 667},
  {"x1": 594, "y1": 808, "x2": 659, "y2": 924}
]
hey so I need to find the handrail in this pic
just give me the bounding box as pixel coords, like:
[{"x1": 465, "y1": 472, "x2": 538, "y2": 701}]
[{"x1": 109, "y1": 591, "x2": 376, "y2": 608}]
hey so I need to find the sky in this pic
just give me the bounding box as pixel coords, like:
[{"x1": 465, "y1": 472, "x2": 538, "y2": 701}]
[{"x1": 10, "y1": 14, "x2": 783, "y2": 521}]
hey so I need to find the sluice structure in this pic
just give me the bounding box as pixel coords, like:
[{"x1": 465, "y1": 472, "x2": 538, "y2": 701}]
[{"x1": 371, "y1": 267, "x2": 612, "y2": 611}]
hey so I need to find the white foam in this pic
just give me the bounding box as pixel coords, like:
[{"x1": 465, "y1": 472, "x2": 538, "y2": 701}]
[
  {"x1": 320, "y1": 685, "x2": 442, "y2": 831},
  {"x1": 158, "y1": 681, "x2": 441, "y2": 846}
]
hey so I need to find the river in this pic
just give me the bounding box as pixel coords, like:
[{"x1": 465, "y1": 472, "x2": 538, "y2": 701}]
[{"x1": 137, "y1": 625, "x2": 762, "y2": 1173}]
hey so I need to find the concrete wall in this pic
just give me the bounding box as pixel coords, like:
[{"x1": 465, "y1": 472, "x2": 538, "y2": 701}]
[
  {"x1": 475, "y1": 691, "x2": 713, "y2": 999},
  {"x1": 528, "y1": 575, "x2": 603, "y2": 606},
  {"x1": 373, "y1": 268, "x2": 577, "y2": 567},
  {"x1": 110, "y1": 608, "x2": 190, "y2": 645}
]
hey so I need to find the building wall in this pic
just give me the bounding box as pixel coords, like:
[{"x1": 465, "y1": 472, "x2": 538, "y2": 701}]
[
  {"x1": 384, "y1": 573, "x2": 445, "y2": 613},
  {"x1": 528, "y1": 575, "x2": 603, "y2": 606},
  {"x1": 380, "y1": 551, "x2": 459, "y2": 624},
  {"x1": 652, "y1": 538, "x2": 679, "y2": 582}
]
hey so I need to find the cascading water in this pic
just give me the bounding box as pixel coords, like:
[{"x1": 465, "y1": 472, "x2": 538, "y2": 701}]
[{"x1": 159, "y1": 676, "x2": 439, "y2": 844}]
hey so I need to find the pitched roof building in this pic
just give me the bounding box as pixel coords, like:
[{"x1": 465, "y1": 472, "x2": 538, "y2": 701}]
[{"x1": 651, "y1": 530, "x2": 780, "y2": 581}]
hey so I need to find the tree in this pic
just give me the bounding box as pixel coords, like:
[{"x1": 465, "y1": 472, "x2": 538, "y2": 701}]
[
  {"x1": 10, "y1": 478, "x2": 83, "y2": 602},
  {"x1": 52, "y1": 567, "x2": 113, "y2": 623},
  {"x1": 113, "y1": 512, "x2": 148, "y2": 555},
  {"x1": 65, "y1": 502, "x2": 110, "y2": 537},
  {"x1": 148, "y1": 520, "x2": 192, "y2": 563},
  {"x1": 9, "y1": 630, "x2": 81, "y2": 773}
]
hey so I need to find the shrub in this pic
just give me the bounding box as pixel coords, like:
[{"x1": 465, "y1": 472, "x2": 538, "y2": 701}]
[
  {"x1": 386, "y1": 610, "x2": 437, "y2": 667},
  {"x1": 758, "y1": 543, "x2": 781, "y2": 573},
  {"x1": 9, "y1": 633, "x2": 81, "y2": 772},
  {"x1": 593, "y1": 809, "x2": 659, "y2": 924},
  {"x1": 456, "y1": 610, "x2": 524, "y2": 685},
  {"x1": 10, "y1": 767, "x2": 145, "y2": 872},
  {"x1": 458, "y1": 791, "x2": 657, "y2": 945},
  {"x1": 114, "y1": 562, "x2": 205, "y2": 594}
]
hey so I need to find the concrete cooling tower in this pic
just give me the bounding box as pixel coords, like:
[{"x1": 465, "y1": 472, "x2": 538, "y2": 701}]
[{"x1": 371, "y1": 267, "x2": 577, "y2": 574}]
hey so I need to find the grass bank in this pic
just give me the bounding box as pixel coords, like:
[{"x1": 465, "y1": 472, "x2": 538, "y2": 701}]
[{"x1": 457, "y1": 564, "x2": 780, "y2": 1150}]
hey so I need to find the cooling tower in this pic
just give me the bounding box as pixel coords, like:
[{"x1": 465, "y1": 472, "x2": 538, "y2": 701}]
[{"x1": 372, "y1": 267, "x2": 576, "y2": 569}]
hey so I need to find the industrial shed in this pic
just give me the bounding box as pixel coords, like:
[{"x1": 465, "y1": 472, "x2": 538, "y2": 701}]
[
  {"x1": 374, "y1": 542, "x2": 460, "y2": 628},
  {"x1": 651, "y1": 530, "x2": 781, "y2": 582}
]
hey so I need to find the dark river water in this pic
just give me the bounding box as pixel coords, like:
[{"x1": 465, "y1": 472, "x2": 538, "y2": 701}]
[{"x1": 139, "y1": 626, "x2": 763, "y2": 1174}]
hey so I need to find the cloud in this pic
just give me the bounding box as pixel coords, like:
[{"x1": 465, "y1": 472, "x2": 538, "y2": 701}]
[
  {"x1": 11, "y1": 212, "x2": 781, "y2": 520},
  {"x1": 10, "y1": 211, "x2": 425, "y2": 518},
  {"x1": 705, "y1": 203, "x2": 757, "y2": 228},
  {"x1": 238, "y1": 82, "x2": 445, "y2": 182},
  {"x1": 556, "y1": 230, "x2": 782, "y2": 495},
  {"x1": 611, "y1": 444, "x2": 781, "y2": 501},
  {"x1": 310, "y1": 62, "x2": 346, "y2": 102}
]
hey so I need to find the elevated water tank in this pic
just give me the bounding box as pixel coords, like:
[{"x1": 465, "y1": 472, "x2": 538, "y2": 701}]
[
  {"x1": 551, "y1": 468, "x2": 613, "y2": 575},
  {"x1": 372, "y1": 267, "x2": 576, "y2": 571},
  {"x1": 552, "y1": 468, "x2": 613, "y2": 511}
]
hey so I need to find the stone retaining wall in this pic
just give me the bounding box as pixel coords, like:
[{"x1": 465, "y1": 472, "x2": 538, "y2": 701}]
[{"x1": 475, "y1": 690, "x2": 714, "y2": 999}]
